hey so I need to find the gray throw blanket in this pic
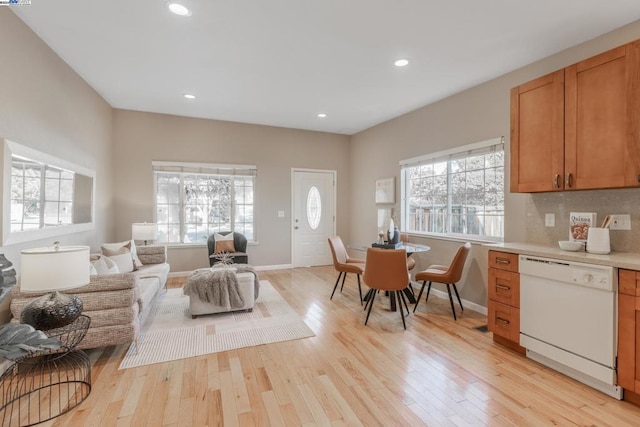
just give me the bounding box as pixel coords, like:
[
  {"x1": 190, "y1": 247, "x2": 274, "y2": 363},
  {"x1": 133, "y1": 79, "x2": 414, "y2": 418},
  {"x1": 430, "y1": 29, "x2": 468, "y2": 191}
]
[{"x1": 183, "y1": 264, "x2": 260, "y2": 309}]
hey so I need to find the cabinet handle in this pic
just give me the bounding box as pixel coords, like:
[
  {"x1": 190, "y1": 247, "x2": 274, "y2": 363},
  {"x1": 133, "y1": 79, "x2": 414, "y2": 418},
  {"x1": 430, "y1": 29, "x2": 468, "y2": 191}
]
[
  {"x1": 566, "y1": 173, "x2": 573, "y2": 188},
  {"x1": 496, "y1": 317, "x2": 510, "y2": 325},
  {"x1": 554, "y1": 174, "x2": 560, "y2": 189},
  {"x1": 495, "y1": 258, "x2": 510, "y2": 265},
  {"x1": 496, "y1": 284, "x2": 511, "y2": 291}
]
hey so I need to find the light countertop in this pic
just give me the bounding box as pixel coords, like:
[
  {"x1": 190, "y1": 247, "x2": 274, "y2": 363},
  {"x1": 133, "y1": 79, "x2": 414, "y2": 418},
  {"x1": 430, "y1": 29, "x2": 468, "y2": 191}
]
[{"x1": 485, "y1": 242, "x2": 640, "y2": 271}]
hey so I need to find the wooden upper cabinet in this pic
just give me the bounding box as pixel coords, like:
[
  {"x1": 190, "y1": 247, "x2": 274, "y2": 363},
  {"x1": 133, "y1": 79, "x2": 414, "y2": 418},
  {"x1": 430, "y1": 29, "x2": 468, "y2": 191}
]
[
  {"x1": 565, "y1": 42, "x2": 640, "y2": 190},
  {"x1": 510, "y1": 70, "x2": 565, "y2": 192},
  {"x1": 511, "y1": 39, "x2": 640, "y2": 193}
]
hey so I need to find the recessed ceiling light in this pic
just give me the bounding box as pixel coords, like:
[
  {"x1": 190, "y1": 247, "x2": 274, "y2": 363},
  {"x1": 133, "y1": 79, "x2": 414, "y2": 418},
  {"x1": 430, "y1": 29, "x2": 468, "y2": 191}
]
[
  {"x1": 317, "y1": 113, "x2": 327, "y2": 118},
  {"x1": 394, "y1": 59, "x2": 409, "y2": 67},
  {"x1": 183, "y1": 93, "x2": 196, "y2": 99},
  {"x1": 168, "y1": 3, "x2": 191, "y2": 16}
]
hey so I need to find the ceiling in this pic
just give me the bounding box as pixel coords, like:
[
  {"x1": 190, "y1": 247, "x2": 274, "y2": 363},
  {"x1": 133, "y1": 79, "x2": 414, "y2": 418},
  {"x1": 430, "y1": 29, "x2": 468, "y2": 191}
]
[{"x1": 12, "y1": 1, "x2": 640, "y2": 135}]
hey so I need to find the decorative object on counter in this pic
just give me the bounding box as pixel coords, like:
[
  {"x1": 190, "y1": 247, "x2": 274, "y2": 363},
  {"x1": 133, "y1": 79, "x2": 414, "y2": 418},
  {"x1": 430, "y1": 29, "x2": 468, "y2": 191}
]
[
  {"x1": 376, "y1": 232, "x2": 385, "y2": 245},
  {"x1": 0, "y1": 323, "x2": 62, "y2": 360},
  {"x1": 586, "y1": 227, "x2": 611, "y2": 254},
  {"x1": 19, "y1": 244, "x2": 90, "y2": 330},
  {"x1": 132, "y1": 222, "x2": 158, "y2": 245},
  {"x1": 0, "y1": 254, "x2": 16, "y2": 301},
  {"x1": 558, "y1": 240, "x2": 583, "y2": 251},
  {"x1": 569, "y1": 212, "x2": 597, "y2": 243}
]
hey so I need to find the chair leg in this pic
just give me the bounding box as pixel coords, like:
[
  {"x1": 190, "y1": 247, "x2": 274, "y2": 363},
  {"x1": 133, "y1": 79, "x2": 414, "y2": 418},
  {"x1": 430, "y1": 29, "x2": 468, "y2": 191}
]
[
  {"x1": 452, "y1": 283, "x2": 464, "y2": 311},
  {"x1": 397, "y1": 291, "x2": 406, "y2": 330},
  {"x1": 357, "y1": 274, "x2": 363, "y2": 305},
  {"x1": 363, "y1": 289, "x2": 375, "y2": 311},
  {"x1": 330, "y1": 272, "x2": 343, "y2": 300},
  {"x1": 398, "y1": 289, "x2": 410, "y2": 316},
  {"x1": 365, "y1": 290, "x2": 378, "y2": 325},
  {"x1": 413, "y1": 281, "x2": 427, "y2": 313},
  {"x1": 340, "y1": 272, "x2": 347, "y2": 292},
  {"x1": 446, "y1": 284, "x2": 457, "y2": 321},
  {"x1": 425, "y1": 282, "x2": 433, "y2": 303}
]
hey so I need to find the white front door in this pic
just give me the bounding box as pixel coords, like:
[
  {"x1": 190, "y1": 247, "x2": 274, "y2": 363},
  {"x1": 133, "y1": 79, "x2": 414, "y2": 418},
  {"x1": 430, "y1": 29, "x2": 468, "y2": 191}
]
[{"x1": 292, "y1": 170, "x2": 335, "y2": 267}]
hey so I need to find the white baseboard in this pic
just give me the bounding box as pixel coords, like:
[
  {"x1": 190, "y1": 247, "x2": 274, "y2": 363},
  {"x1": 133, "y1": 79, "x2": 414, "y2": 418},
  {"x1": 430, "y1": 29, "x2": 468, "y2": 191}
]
[
  {"x1": 254, "y1": 264, "x2": 293, "y2": 271},
  {"x1": 416, "y1": 286, "x2": 488, "y2": 315}
]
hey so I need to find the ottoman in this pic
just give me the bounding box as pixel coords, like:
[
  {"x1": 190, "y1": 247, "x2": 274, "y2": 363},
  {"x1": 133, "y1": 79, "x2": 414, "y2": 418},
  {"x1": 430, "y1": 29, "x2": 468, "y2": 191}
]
[{"x1": 188, "y1": 271, "x2": 256, "y2": 318}]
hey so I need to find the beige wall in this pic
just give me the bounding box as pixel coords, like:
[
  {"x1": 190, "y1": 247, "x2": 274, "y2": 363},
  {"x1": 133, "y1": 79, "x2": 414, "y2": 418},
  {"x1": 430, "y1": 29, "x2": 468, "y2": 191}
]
[
  {"x1": 349, "y1": 19, "x2": 640, "y2": 307},
  {"x1": 0, "y1": 10, "x2": 114, "y2": 321},
  {"x1": 112, "y1": 110, "x2": 350, "y2": 271}
]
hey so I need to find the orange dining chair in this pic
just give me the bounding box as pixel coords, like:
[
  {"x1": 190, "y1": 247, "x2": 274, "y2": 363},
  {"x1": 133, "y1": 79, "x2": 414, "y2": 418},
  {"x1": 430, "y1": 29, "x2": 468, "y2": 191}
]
[
  {"x1": 413, "y1": 242, "x2": 471, "y2": 320},
  {"x1": 327, "y1": 236, "x2": 365, "y2": 304},
  {"x1": 400, "y1": 233, "x2": 416, "y2": 272},
  {"x1": 363, "y1": 248, "x2": 411, "y2": 329}
]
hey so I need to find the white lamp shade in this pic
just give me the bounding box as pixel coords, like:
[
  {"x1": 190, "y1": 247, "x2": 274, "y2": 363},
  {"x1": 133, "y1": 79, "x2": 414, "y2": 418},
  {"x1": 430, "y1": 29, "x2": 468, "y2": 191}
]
[
  {"x1": 132, "y1": 223, "x2": 158, "y2": 241},
  {"x1": 20, "y1": 246, "x2": 90, "y2": 293}
]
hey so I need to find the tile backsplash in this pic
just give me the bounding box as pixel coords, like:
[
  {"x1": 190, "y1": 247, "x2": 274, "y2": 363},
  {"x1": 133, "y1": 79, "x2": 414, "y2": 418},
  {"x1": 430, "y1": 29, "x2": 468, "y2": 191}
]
[{"x1": 525, "y1": 188, "x2": 640, "y2": 253}]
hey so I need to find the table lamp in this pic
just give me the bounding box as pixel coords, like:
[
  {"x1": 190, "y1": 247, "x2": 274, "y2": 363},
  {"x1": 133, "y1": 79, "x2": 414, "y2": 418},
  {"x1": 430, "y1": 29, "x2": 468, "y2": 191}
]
[
  {"x1": 132, "y1": 222, "x2": 157, "y2": 245},
  {"x1": 20, "y1": 244, "x2": 90, "y2": 330}
]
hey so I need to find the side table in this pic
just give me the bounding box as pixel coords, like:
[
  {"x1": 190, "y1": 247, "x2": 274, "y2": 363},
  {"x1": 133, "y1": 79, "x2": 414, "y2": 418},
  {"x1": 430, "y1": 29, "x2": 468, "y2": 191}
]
[{"x1": 0, "y1": 315, "x2": 92, "y2": 427}]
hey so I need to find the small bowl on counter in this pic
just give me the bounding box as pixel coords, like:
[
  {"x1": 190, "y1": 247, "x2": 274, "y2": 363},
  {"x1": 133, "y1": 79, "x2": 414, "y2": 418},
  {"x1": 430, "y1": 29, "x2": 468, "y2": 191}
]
[{"x1": 558, "y1": 240, "x2": 584, "y2": 251}]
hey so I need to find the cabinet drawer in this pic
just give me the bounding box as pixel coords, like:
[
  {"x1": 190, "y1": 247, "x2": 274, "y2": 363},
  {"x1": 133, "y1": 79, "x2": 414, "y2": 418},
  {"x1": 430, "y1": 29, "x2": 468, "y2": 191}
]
[
  {"x1": 489, "y1": 251, "x2": 519, "y2": 272},
  {"x1": 619, "y1": 269, "x2": 640, "y2": 297},
  {"x1": 488, "y1": 300, "x2": 520, "y2": 343},
  {"x1": 488, "y1": 268, "x2": 520, "y2": 307}
]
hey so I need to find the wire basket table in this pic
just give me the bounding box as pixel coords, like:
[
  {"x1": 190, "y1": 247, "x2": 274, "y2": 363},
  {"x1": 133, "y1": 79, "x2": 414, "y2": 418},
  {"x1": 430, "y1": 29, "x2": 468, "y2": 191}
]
[{"x1": 0, "y1": 315, "x2": 92, "y2": 427}]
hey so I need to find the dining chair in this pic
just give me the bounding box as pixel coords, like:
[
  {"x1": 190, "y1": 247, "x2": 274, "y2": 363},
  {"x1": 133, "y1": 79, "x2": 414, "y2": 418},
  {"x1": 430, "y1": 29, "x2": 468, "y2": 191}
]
[
  {"x1": 327, "y1": 236, "x2": 365, "y2": 304},
  {"x1": 363, "y1": 248, "x2": 411, "y2": 329},
  {"x1": 413, "y1": 242, "x2": 471, "y2": 320}
]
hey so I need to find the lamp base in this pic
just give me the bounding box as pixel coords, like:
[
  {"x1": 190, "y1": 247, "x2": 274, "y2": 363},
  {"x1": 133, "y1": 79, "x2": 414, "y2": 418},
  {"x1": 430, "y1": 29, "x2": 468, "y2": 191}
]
[{"x1": 20, "y1": 291, "x2": 83, "y2": 331}]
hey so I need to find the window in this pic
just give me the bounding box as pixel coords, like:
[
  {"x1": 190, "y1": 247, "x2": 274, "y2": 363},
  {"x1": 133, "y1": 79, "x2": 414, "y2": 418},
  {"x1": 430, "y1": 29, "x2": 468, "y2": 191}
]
[
  {"x1": 153, "y1": 161, "x2": 256, "y2": 244},
  {"x1": 400, "y1": 137, "x2": 504, "y2": 241}
]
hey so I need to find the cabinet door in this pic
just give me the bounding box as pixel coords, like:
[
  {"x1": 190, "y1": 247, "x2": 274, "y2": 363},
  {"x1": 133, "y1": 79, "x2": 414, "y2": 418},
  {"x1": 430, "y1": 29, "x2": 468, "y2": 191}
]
[
  {"x1": 618, "y1": 294, "x2": 640, "y2": 392},
  {"x1": 510, "y1": 69, "x2": 565, "y2": 192},
  {"x1": 565, "y1": 41, "x2": 640, "y2": 189}
]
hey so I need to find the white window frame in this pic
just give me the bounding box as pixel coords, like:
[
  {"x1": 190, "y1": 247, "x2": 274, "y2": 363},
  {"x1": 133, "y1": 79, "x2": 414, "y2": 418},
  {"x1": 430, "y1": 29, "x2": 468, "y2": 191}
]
[
  {"x1": 400, "y1": 137, "x2": 504, "y2": 243},
  {"x1": 152, "y1": 161, "x2": 257, "y2": 245}
]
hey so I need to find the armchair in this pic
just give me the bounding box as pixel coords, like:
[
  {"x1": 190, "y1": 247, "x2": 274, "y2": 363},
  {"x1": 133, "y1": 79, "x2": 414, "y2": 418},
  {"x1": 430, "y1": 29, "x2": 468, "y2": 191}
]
[{"x1": 207, "y1": 232, "x2": 249, "y2": 266}]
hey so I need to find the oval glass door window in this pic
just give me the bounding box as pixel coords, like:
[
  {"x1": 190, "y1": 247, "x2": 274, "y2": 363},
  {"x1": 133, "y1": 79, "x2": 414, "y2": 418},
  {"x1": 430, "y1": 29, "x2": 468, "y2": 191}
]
[{"x1": 307, "y1": 186, "x2": 322, "y2": 230}]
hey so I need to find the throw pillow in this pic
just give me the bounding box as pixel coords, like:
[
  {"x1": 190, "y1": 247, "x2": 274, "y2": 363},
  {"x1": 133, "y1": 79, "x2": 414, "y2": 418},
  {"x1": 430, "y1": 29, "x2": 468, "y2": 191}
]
[
  {"x1": 214, "y1": 233, "x2": 236, "y2": 253},
  {"x1": 90, "y1": 255, "x2": 121, "y2": 275},
  {"x1": 102, "y1": 241, "x2": 135, "y2": 273},
  {"x1": 90, "y1": 257, "x2": 109, "y2": 275}
]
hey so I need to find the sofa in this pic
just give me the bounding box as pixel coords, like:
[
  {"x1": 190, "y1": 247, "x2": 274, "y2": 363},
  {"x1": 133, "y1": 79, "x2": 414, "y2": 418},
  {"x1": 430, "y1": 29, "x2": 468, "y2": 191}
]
[{"x1": 10, "y1": 245, "x2": 169, "y2": 350}]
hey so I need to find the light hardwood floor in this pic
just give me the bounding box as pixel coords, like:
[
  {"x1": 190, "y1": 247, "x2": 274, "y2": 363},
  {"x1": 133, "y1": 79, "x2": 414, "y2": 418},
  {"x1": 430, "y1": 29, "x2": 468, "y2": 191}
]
[{"x1": 37, "y1": 266, "x2": 640, "y2": 426}]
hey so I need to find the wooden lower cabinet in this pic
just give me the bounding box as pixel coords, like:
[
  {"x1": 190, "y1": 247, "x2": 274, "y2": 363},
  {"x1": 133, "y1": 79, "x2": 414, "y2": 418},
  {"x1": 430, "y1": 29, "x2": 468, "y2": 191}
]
[
  {"x1": 488, "y1": 300, "x2": 520, "y2": 342},
  {"x1": 487, "y1": 250, "x2": 524, "y2": 354},
  {"x1": 618, "y1": 268, "x2": 640, "y2": 401}
]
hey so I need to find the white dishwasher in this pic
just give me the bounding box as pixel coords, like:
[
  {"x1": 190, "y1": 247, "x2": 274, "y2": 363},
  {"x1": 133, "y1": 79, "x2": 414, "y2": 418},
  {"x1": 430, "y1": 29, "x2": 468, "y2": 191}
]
[{"x1": 519, "y1": 254, "x2": 622, "y2": 399}]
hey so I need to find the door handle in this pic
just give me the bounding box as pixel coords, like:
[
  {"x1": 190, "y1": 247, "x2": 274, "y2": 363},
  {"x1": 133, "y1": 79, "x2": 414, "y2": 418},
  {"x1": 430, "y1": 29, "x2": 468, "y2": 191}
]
[
  {"x1": 554, "y1": 174, "x2": 560, "y2": 189},
  {"x1": 496, "y1": 284, "x2": 511, "y2": 291},
  {"x1": 495, "y1": 258, "x2": 510, "y2": 265},
  {"x1": 496, "y1": 317, "x2": 510, "y2": 325}
]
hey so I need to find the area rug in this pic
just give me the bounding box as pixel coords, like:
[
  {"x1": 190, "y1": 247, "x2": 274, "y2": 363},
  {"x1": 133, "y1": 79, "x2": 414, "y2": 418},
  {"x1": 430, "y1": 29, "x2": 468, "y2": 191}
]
[{"x1": 119, "y1": 280, "x2": 315, "y2": 369}]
